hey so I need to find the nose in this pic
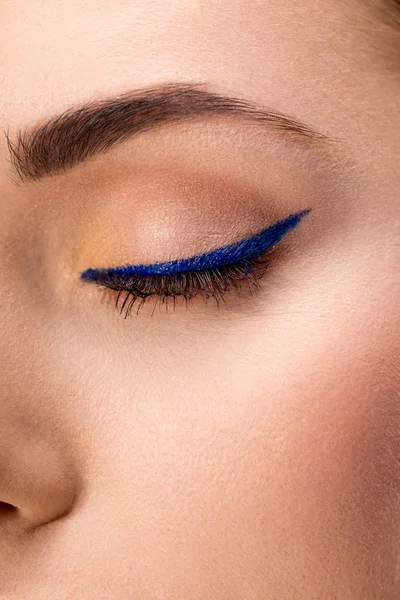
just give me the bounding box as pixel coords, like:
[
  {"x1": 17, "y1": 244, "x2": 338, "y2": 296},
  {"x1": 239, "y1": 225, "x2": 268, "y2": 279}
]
[{"x1": 0, "y1": 420, "x2": 78, "y2": 534}]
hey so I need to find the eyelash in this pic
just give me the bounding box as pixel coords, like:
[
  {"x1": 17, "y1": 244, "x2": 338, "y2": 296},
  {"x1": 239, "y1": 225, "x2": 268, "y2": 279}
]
[{"x1": 96, "y1": 254, "x2": 270, "y2": 317}]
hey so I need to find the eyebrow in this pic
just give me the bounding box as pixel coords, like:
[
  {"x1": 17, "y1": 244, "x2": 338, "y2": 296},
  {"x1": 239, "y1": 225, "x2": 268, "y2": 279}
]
[{"x1": 5, "y1": 82, "x2": 329, "y2": 184}]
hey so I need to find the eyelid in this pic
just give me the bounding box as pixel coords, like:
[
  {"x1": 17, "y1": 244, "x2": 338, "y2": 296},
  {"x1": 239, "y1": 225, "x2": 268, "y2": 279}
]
[{"x1": 81, "y1": 208, "x2": 311, "y2": 281}]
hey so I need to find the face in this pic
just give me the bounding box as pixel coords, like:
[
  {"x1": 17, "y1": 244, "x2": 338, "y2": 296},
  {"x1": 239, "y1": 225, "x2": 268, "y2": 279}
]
[{"x1": 0, "y1": 0, "x2": 399, "y2": 597}]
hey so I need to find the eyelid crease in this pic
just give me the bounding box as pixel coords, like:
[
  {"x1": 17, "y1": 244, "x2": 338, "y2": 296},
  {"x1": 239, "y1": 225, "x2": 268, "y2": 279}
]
[{"x1": 81, "y1": 208, "x2": 311, "y2": 281}]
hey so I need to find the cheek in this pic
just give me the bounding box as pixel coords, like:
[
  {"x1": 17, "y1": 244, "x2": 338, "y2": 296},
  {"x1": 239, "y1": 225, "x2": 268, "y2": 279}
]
[
  {"x1": 140, "y1": 288, "x2": 399, "y2": 596},
  {"x1": 205, "y1": 323, "x2": 400, "y2": 596},
  {"x1": 108, "y1": 333, "x2": 398, "y2": 599},
  {"x1": 146, "y1": 342, "x2": 395, "y2": 599}
]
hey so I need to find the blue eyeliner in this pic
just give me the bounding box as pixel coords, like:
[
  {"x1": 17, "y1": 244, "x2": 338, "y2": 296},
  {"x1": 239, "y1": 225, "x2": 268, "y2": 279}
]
[{"x1": 81, "y1": 208, "x2": 311, "y2": 281}]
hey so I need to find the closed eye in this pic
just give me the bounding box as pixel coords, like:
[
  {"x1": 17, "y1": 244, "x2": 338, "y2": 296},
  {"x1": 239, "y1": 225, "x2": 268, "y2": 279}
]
[{"x1": 81, "y1": 208, "x2": 311, "y2": 317}]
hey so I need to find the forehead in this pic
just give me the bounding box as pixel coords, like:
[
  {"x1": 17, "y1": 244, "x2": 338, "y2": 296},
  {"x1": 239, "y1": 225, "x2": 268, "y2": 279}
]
[{"x1": 0, "y1": 0, "x2": 384, "y2": 137}]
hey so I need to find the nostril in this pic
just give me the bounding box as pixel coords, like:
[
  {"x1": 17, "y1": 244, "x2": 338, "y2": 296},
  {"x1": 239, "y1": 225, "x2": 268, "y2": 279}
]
[
  {"x1": 0, "y1": 501, "x2": 17, "y2": 512},
  {"x1": 0, "y1": 429, "x2": 79, "y2": 530},
  {"x1": 0, "y1": 501, "x2": 18, "y2": 518},
  {"x1": 0, "y1": 501, "x2": 19, "y2": 528}
]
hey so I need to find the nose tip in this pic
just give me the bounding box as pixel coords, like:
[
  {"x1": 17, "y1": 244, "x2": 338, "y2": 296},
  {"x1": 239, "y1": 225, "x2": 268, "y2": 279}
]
[{"x1": 0, "y1": 428, "x2": 78, "y2": 534}]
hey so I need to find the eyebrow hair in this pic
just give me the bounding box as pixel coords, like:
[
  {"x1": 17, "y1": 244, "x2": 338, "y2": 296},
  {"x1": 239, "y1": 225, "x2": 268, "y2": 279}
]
[
  {"x1": 382, "y1": 0, "x2": 400, "y2": 28},
  {"x1": 5, "y1": 82, "x2": 329, "y2": 184}
]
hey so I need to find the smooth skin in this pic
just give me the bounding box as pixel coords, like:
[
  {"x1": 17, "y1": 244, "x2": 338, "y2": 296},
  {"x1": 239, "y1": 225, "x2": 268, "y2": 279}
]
[{"x1": 0, "y1": 1, "x2": 399, "y2": 598}]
